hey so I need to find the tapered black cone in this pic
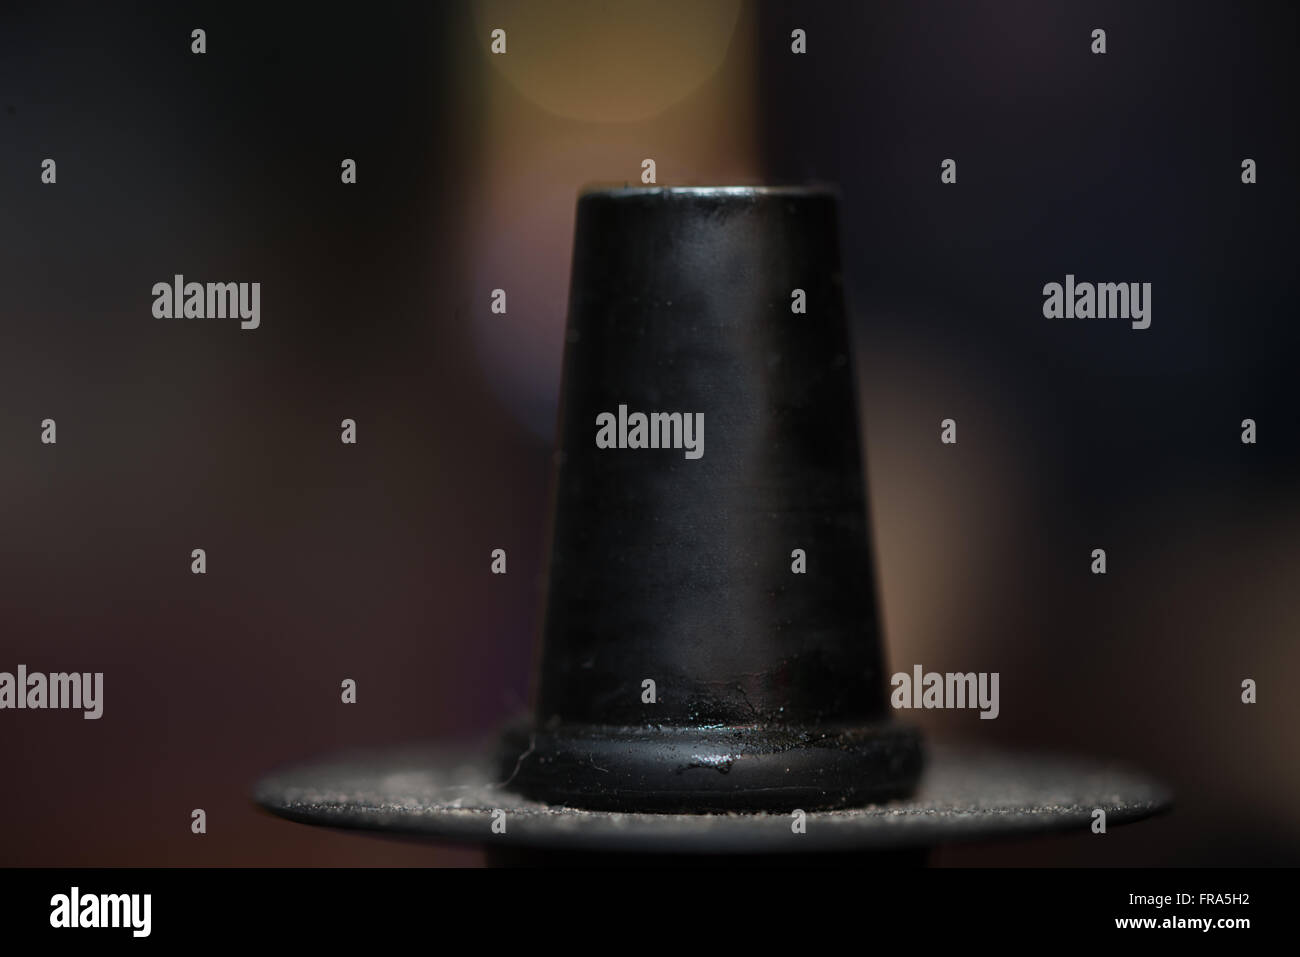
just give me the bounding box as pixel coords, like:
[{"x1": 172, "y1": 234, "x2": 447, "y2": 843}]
[
  {"x1": 498, "y1": 186, "x2": 924, "y2": 812},
  {"x1": 254, "y1": 186, "x2": 1170, "y2": 851}
]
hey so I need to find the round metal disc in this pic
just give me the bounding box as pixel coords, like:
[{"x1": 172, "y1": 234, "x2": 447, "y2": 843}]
[{"x1": 253, "y1": 741, "x2": 1171, "y2": 854}]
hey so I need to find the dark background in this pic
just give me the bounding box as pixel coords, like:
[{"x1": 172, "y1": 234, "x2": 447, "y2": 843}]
[{"x1": 1, "y1": 1, "x2": 1295, "y2": 865}]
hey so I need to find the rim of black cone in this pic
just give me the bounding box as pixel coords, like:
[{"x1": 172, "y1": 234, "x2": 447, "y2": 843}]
[
  {"x1": 578, "y1": 184, "x2": 838, "y2": 198},
  {"x1": 496, "y1": 722, "x2": 924, "y2": 813}
]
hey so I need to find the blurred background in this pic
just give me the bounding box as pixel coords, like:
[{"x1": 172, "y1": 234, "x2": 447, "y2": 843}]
[{"x1": 0, "y1": 0, "x2": 1295, "y2": 865}]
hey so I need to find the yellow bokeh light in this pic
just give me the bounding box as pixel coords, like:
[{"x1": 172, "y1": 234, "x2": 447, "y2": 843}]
[{"x1": 474, "y1": 0, "x2": 743, "y2": 123}]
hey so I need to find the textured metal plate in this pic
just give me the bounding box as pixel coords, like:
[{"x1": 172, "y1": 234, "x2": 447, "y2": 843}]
[{"x1": 254, "y1": 742, "x2": 1171, "y2": 854}]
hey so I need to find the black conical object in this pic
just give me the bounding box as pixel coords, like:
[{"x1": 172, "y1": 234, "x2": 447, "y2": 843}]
[
  {"x1": 255, "y1": 186, "x2": 1170, "y2": 859},
  {"x1": 498, "y1": 186, "x2": 923, "y2": 812}
]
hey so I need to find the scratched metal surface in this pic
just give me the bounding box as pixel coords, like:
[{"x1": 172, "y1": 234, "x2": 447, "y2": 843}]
[{"x1": 254, "y1": 742, "x2": 1171, "y2": 853}]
